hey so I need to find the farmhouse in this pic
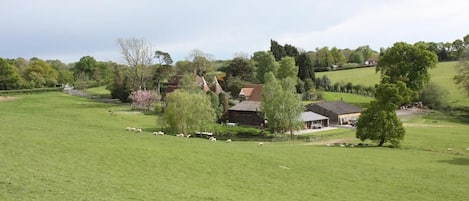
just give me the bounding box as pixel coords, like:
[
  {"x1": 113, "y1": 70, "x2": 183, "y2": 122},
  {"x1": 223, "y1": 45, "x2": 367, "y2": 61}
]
[
  {"x1": 306, "y1": 101, "x2": 361, "y2": 125},
  {"x1": 300, "y1": 111, "x2": 329, "y2": 129},
  {"x1": 228, "y1": 101, "x2": 264, "y2": 127}
]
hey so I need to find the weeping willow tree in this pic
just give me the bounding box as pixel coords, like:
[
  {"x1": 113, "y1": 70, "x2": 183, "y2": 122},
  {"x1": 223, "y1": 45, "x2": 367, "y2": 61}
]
[{"x1": 164, "y1": 90, "x2": 216, "y2": 134}]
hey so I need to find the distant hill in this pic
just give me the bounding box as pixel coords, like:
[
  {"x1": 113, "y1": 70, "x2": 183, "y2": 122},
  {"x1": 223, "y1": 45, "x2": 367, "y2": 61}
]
[{"x1": 317, "y1": 62, "x2": 468, "y2": 107}]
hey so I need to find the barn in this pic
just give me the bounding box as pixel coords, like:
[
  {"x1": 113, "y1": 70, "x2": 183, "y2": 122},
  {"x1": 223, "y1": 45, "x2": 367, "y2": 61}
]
[
  {"x1": 306, "y1": 101, "x2": 361, "y2": 125},
  {"x1": 227, "y1": 101, "x2": 264, "y2": 127}
]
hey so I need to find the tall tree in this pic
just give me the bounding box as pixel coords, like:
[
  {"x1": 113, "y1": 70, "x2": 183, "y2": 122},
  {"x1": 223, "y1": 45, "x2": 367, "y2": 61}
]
[
  {"x1": 356, "y1": 82, "x2": 411, "y2": 147},
  {"x1": 376, "y1": 42, "x2": 438, "y2": 98},
  {"x1": 330, "y1": 47, "x2": 346, "y2": 65},
  {"x1": 463, "y1": 34, "x2": 469, "y2": 48},
  {"x1": 117, "y1": 37, "x2": 153, "y2": 90},
  {"x1": 348, "y1": 50, "x2": 364, "y2": 64},
  {"x1": 24, "y1": 59, "x2": 58, "y2": 88},
  {"x1": 164, "y1": 90, "x2": 216, "y2": 134},
  {"x1": 153, "y1": 50, "x2": 173, "y2": 93},
  {"x1": 316, "y1": 47, "x2": 334, "y2": 68},
  {"x1": 356, "y1": 101, "x2": 405, "y2": 147},
  {"x1": 454, "y1": 49, "x2": 469, "y2": 96},
  {"x1": 451, "y1": 39, "x2": 465, "y2": 59},
  {"x1": 74, "y1": 56, "x2": 97, "y2": 80},
  {"x1": 0, "y1": 58, "x2": 22, "y2": 90},
  {"x1": 296, "y1": 52, "x2": 315, "y2": 82},
  {"x1": 225, "y1": 57, "x2": 256, "y2": 82},
  {"x1": 276, "y1": 56, "x2": 297, "y2": 80},
  {"x1": 270, "y1": 39, "x2": 286, "y2": 61},
  {"x1": 284, "y1": 44, "x2": 299, "y2": 58},
  {"x1": 252, "y1": 51, "x2": 278, "y2": 83},
  {"x1": 187, "y1": 49, "x2": 214, "y2": 76},
  {"x1": 261, "y1": 72, "x2": 303, "y2": 136},
  {"x1": 108, "y1": 65, "x2": 132, "y2": 102}
]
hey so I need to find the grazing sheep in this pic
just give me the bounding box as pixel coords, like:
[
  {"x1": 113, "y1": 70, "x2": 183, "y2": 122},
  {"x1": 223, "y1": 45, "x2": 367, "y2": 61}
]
[
  {"x1": 158, "y1": 131, "x2": 165, "y2": 135},
  {"x1": 326, "y1": 144, "x2": 332, "y2": 147},
  {"x1": 186, "y1": 134, "x2": 191, "y2": 138},
  {"x1": 136, "y1": 128, "x2": 142, "y2": 133},
  {"x1": 152, "y1": 132, "x2": 158, "y2": 135},
  {"x1": 257, "y1": 142, "x2": 264, "y2": 146},
  {"x1": 466, "y1": 148, "x2": 469, "y2": 151},
  {"x1": 447, "y1": 148, "x2": 453, "y2": 151},
  {"x1": 226, "y1": 139, "x2": 232, "y2": 143},
  {"x1": 125, "y1": 127, "x2": 131, "y2": 131},
  {"x1": 340, "y1": 144, "x2": 346, "y2": 147},
  {"x1": 130, "y1": 127, "x2": 136, "y2": 132},
  {"x1": 209, "y1": 137, "x2": 217, "y2": 142},
  {"x1": 176, "y1": 133, "x2": 184, "y2": 137}
]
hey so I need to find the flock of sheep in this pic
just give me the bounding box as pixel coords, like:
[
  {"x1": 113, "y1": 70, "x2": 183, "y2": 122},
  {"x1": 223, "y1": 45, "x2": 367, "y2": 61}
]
[
  {"x1": 125, "y1": 126, "x2": 265, "y2": 146},
  {"x1": 125, "y1": 127, "x2": 469, "y2": 151}
]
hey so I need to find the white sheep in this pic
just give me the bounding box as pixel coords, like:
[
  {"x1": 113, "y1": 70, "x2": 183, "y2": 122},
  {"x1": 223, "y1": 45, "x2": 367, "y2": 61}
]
[
  {"x1": 135, "y1": 128, "x2": 142, "y2": 133},
  {"x1": 226, "y1": 139, "x2": 232, "y2": 143},
  {"x1": 257, "y1": 142, "x2": 264, "y2": 146},
  {"x1": 209, "y1": 137, "x2": 217, "y2": 142},
  {"x1": 186, "y1": 134, "x2": 192, "y2": 138},
  {"x1": 130, "y1": 127, "x2": 136, "y2": 132},
  {"x1": 152, "y1": 132, "x2": 158, "y2": 135},
  {"x1": 158, "y1": 131, "x2": 165, "y2": 135},
  {"x1": 466, "y1": 148, "x2": 469, "y2": 151},
  {"x1": 125, "y1": 127, "x2": 131, "y2": 131},
  {"x1": 176, "y1": 133, "x2": 184, "y2": 137},
  {"x1": 447, "y1": 148, "x2": 453, "y2": 151}
]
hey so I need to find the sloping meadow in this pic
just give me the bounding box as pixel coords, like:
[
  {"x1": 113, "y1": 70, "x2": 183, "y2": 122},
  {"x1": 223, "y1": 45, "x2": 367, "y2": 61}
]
[{"x1": 1, "y1": 92, "x2": 468, "y2": 200}]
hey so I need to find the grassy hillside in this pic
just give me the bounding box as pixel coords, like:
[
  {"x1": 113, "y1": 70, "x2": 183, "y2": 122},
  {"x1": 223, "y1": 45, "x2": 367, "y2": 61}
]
[
  {"x1": 1, "y1": 93, "x2": 468, "y2": 200},
  {"x1": 317, "y1": 62, "x2": 469, "y2": 107}
]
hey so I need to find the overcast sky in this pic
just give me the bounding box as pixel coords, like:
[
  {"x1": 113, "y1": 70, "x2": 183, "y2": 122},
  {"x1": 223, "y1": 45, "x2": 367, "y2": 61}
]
[{"x1": 1, "y1": 0, "x2": 469, "y2": 63}]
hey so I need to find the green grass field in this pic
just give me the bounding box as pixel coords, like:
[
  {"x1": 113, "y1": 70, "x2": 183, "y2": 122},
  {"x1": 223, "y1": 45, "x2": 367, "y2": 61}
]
[
  {"x1": 317, "y1": 62, "x2": 469, "y2": 107},
  {"x1": 1, "y1": 93, "x2": 468, "y2": 200}
]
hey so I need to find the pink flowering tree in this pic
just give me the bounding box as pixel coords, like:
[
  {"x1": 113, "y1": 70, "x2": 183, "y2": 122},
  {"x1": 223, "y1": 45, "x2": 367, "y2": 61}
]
[{"x1": 128, "y1": 90, "x2": 157, "y2": 111}]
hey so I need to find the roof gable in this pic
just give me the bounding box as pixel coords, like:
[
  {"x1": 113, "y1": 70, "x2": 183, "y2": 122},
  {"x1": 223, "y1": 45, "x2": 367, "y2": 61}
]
[{"x1": 239, "y1": 84, "x2": 263, "y2": 101}]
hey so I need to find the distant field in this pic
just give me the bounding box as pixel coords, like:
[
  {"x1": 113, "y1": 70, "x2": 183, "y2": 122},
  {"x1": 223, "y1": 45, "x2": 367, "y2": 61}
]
[
  {"x1": 84, "y1": 86, "x2": 112, "y2": 98},
  {"x1": 1, "y1": 93, "x2": 468, "y2": 200},
  {"x1": 322, "y1": 92, "x2": 374, "y2": 108},
  {"x1": 317, "y1": 62, "x2": 469, "y2": 107}
]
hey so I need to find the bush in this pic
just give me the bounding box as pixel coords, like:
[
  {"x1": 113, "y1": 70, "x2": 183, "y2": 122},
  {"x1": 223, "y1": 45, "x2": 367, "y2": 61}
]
[
  {"x1": 420, "y1": 82, "x2": 448, "y2": 109},
  {"x1": 213, "y1": 124, "x2": 268, "y2": 138}
]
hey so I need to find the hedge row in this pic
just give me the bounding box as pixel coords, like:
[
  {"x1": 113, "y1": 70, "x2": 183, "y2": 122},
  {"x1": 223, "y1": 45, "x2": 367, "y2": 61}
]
[{"x1": 0, "y1": 87, "x2": 64, "y2": 95}]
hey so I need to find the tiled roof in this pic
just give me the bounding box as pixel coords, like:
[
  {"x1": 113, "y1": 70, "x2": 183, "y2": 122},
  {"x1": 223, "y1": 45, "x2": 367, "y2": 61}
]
[{"x1": 239, "y1": 84, "x2": 263, "y2": 101}]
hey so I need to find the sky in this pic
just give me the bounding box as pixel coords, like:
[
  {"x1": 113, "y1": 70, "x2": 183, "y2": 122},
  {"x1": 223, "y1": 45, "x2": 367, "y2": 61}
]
[{"x1": 1, "y1": 0, "x2": 469, "y2": 64}]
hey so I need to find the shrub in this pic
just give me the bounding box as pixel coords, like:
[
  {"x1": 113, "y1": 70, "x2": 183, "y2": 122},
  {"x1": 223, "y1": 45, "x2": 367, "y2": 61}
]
[{"x1": 129, "y1": 90, "x2": 157, "y2": 111}]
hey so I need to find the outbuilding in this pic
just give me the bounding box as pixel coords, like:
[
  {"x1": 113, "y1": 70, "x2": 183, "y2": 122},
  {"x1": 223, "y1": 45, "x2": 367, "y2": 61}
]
[
  {"x1": 227, "y1": 101, "x2": 264, "y2": 127},
  {"x1": 306, "y1": 101, "x2": 361, "y2": 125}
]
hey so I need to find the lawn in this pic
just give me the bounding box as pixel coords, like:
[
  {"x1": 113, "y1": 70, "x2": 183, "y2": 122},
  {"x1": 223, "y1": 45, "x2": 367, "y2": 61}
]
[
  {"x1": 317, "y1": 62, "x2": 469, "y2": 107},
  {"x1": 1, "y1": 93, "x2": 468, "y2": 200}
]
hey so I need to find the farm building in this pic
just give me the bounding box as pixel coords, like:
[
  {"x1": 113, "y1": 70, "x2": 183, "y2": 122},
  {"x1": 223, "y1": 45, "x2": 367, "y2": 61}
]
[
  {"x1": 228, "y1": 101, "x2": 264, "y2": 127},
  {"x1": 306, "y1": 101, "x2": 361, "y2": 125},
  {"x1": 300, "y1": 111, "x2": 329, "y2": 129}
]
